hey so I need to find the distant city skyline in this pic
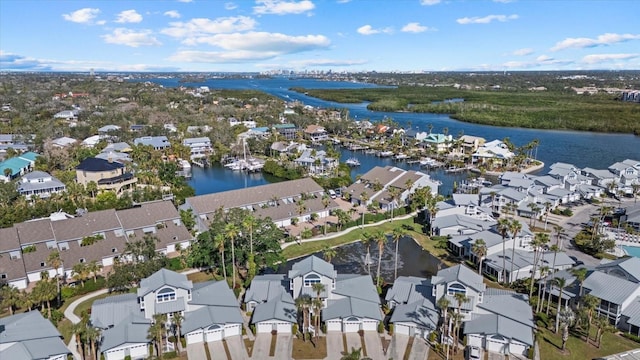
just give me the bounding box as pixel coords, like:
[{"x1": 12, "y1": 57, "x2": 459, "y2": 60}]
[{"x1": 1, "y1": 0, "x2": 639, "y2": 72}]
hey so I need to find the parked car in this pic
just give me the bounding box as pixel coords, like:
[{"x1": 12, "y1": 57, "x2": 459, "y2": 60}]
[
  {"x1": 328, "y1": 189, "x2": 337, "y2": 199},
  {"x1": 465, "y1": 345, "x2": 481, "y2": 360}
]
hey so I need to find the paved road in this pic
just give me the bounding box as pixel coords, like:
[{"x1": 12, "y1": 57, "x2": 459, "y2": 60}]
[
  {"x1": 252, "y1": 333, "x2": 271, "y2": 359},
  {"x1": 325, "y1": 331, "x2": 344, "y2": 360},
  {"x1": 390, "y1": 334, "x2": 410, "y2": 360},
  {"x1": 187, "y1": 343, "x2": 207, "y2": 360},
  {"x1": 362, "y1": 331, "x2": 385, "y2": 360},
  {"x1": 226, "y1": 335, "x2": 249, "y2": 360},
  {"x1": 208, "y1": 340, "x2": 228, "y2": 360}
]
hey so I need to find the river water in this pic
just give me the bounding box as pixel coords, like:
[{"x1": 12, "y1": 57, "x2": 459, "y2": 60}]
[{"x1": 131, "y1": 77, "x2": 640, "y2": 195}]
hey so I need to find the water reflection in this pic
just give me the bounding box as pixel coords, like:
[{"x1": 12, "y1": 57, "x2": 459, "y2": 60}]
[{"x1": 273, "y1": 237, "x2": 443, "y2": 282}]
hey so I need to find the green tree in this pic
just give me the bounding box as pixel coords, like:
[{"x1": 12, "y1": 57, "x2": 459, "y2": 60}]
[
  {"x1": 0, "y1": 285, "x2": 21, "y2": 315},
  {"x1": 322, "y1": 246, "x2": 337, "y2": 264},
  {"x1": 225, "y1": 223, "x2": 240, "y2": 289},
  {"x1": 360, "y1": 232, "x2": 374, "y2": 275},
  {"x1": 553, "y1": 277, "x2": 568, "y2": 333},
  {"x1": 558, "y1": 307, "x2": 575, "y2": 351},
  {"x1": 172, "y1": 311, "x2": 184, "y2": 354},
  {"x1": 508, "y1": 219, "x2": 522, "y2": 285},
  {"x1": 373, "y1": 230, "x2": 386, "y2": 289},
  {"x1": 46, "y1": 250, "x2": 63, "y2": 306},
  {"x1": 33, "y1": 275, "x2": 56, "y2": 319},
  {"x1": 391, "y1": 227, "x2": 406, "y2": 280},
  {"x1": 295, "y1": 294, "x2": 312, "y2": 342},
  {"x1": 497, "y1": 218, "x2": 511, "y2": 283},
  {"x1": 148, "y1": 314, "x2": 167, "y2": 358},
  {"x1": 311, "y1": 282, "x2": 326, "y2": 344},
  {"x1": 341, "y1": 347, "x2": 362, "y2": 360},
  {"x1": 529, "y1": 233, "x2": 550, "y2": 299},
  {"x1": 581, "y1": 294, "x2": 600, "y2": 343},
  {"x1": 72, "y1": 262, "x2": 89, "y2": 287},
  {"x1": 471, "y1": 239, "x2": 487, "y2": 275}
]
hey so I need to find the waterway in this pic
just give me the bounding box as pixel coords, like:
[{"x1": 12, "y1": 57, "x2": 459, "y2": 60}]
[{"x1": 131, "y1": 77, "x2": 640, "y2": 195}]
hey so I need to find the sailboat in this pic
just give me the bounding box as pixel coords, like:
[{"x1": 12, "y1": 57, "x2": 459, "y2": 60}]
[{"x1": 224, "y1": 138, "x2": 264, "y2": 172}]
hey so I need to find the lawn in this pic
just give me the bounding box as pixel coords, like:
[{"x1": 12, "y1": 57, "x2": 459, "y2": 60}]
[
  {"x1": 186, "y1": 270, "x2": 221, "y2": 283},
  {"x1": 292, "y1": 337, "x2": 327, "y2": 359},
  {"x1": 537, "y1": 327, "x2": 638, "y2": 359},
  {"x1": 282, "y1": 217, "x2": 454, "y2": 265},
  {"x1": 73, "y1": 292, "x2": 114, "y2": 318},
  {"x1": 58, "y1": 318, "x2": 74, "y2": 344}
]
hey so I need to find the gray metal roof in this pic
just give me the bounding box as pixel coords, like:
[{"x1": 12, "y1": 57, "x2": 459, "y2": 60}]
[
  {"x1": 597, "y1": 256, "x2": 640, "y2": 283},
  {"x1": 385, "y1": 276, "x2": 432, "y2": 305},
  {"x1": 389, "y1": 299, "x2": 439, "y2": 330},
  {"x1": 138, "y1": 268, "x2": 193, "y2": 297},
  {"x1": 251, "y1": 292, "x2": 297, "y2": 324},
  {"x1": 21, "y1": 338, "x2": 70, "y2": 360},
  {"x1": 91, "y1": 293, "x2": 140, "y2": 329},
  {"x1": 323, "y1": 297, "x2": 382, "y2": 321},
  {"x1": 484, "y1": 249, "x2": 575, "y2": 273},
  {"x1": 288, "y1": 255, "x2": 336, "y2": 279},
  {"x1": 478, "y1": 292, "x2": 534, "y2": 328},
  {"x1": 432, "y1": 264, "x2": 486, "y2": 293},
  {"x1": 100, "y1": 314, "x2": 151, "y2": 351},
  {"x1": 245, "y1": 274, "x2": 288, "y2": 303},
  {"x1": 463, "y1": 313, "x2": 534, "y2": 346},
  {"x1": 191, "y1": 280, "x2": 239, "y2": 307},
  {"x1": 333, "y1": 274, "x2": 380, "y2": 304},
  {"x1": 156, "y1": 297, "x2": 186, "y2": 314},
  {"x1": 0, "y1": 311, "x2": 63, "y2": 344},
  {"x1": 622, "y1": 297, "x2": 640, "y2": 327},
  {"x1": 181, "y1": 305, "x2": 244, "y2": 334},
  {"x1": 584, "y1": 271, "x2": 639, "y2": 305},
  {"x1": 433, "y1": 214, "x2": 494, "y2": 233}
]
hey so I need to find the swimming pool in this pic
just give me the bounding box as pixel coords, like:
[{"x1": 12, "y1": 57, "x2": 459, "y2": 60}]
[{"x1": 623, "y1": 246, "x2": 640, "y2": 258}]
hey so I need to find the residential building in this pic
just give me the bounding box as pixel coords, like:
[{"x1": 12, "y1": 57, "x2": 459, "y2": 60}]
[
  {"x1": 421, "y1": 133, "x2": 453, "y2": 153},
  {"x1": 304, "y1": 124, "x2": 329, "y2": 142},
  {"x1": 472, "y1": 140, "x2": 514, "y2": 165},
  {"x1": 51, "y1": 136, "x2": 78, "y2": 148},
  {"x1": 0, "y1": 152, "x2": 39, "y2": 182},
  {"x1": 17, "y1": 171, "x2": 66, "y2": 199},
  {"x1": 385, "y1": 276, "x2": 439, "y2": 338},
  {"x1": 0, "y1": 311, "x2": 70, "y2": 360},
  {"x1": 75, "y1": 157, "x2": 137, "y2": 194},
  {"x1": 294, "y1": 149, "x2": 337, "y2": 175},
  {"x1": 273, "y1": 123, "x2": 297, "y2": 140},
  {"x1": 133, "y1": 136, "x2": 171, "y2": 151},
  {"x1": 182, "y1": 137, "x2": 212, "y2": 160}
]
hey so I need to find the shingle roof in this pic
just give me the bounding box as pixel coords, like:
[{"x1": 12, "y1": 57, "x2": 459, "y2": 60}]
[
  {"x1": 137, "y1": 268, "x2": 192, "y2": 297},
  {"x1": 360, "y1": 166, "x2": 405, "y2": 186},
  {"x1": 116, "y1": 201, "x2": 180, "y2": 230},
  {"x1": 182, "y1": 305, "x2": 244, "y2": 334},
  {"x1": 76, "y1": 157, "x2": 124, "y2": 172},
  {"x1": 288, "y1": 255, "x2": 336, "y2": 279},
  {"x1": 432, "y1": 264, "x2": 485, "y2": 293},
  {"x1": 100, "y1": 314, "x2": 151, "y2": 351},
  {"x1": 0, "y1": 226, "x2": 20, "y2": 252},
  {"x1": 15, "y1": 218, "x2": 54, "y2": 245},
  {"x1": 51, "y1": 209, "x2": 120, "y2": 241}
]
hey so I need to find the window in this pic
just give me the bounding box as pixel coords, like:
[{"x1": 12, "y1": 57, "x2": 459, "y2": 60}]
[
  {"x1": 79, "y1": 258, "x2": 86, "y2": 263},
  {"x1": 0, "y1": 274, "x2": 7, "y2": 279},
  {"x1": 156, "y1": 287, "x2": 176, "y2": 303},
  {"x1": 112, "y1": 248, "x2": 117, "y2": 253},
  {"x1": 304, "y1": 273, "x2": 321, "y2": 287},
  {"x1": 40, "y1": 262, "x2": 46, "y2": 267},
  {"x1": 447, "y1": 283, "x2": 466, "y2": 296}
]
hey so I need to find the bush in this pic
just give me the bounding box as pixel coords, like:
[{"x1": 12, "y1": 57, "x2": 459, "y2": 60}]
[
  {"x1": 49, "y1": 309, "x2": 64, "y2": 325},
  {"x1": 61, "y1": 286, "x2": 76, "y2": 300},
  {"x1": 164, "y1": 351, "x2": 177, "y2": 359},
  {"x1": 623, "y1": 333, "x2": 640, "y2": 343},
  {"x1": 535, "y1": 312, "x2": 549, "y2": 328},
  {"x1": 250, "y1": 324, "x2": 256, "y2": 335},
  {"x1": 124, "y1": 356, "x2": 132, "y2": 360},
  {"x1": 377, "y1": 321, "x2": 384, "y2": 333},
  {"x1": 292, "y1": 323, "x2": 298, "y2": 335},
  {"x1": 388, "y1": 324, "x2": 394, "y2": 335},
  {"x1": 180, "y1": 337, "x2": 186, "y2": 348},
  {"x1": 167, "y1": 257, "x2": 185, "y2": 271}
]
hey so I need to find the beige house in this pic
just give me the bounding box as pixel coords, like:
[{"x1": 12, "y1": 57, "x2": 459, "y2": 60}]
[{"x1": 75, "y1": 157, "x2": 136, "y2": 194}]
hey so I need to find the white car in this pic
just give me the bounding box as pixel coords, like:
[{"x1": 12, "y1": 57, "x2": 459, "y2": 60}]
[{"x1": 466, "y1": 345, "x2": 481, "y2": 360}]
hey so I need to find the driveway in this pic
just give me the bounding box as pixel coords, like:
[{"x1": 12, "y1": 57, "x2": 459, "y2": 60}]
[
  {"x1": 488, "y1": 351, "x2": 506, "y2": 360},
  {"x1": 225, "y1": 335, "x2": 249, "y2": 360},
  {"x1": 326, "y1": 331, "x2": 344, "y2": 360},
  {"x1": 345, "y1": 332, "x2": 362, "y2": 354},
  {"x1": 274, "y1": 334, "x2": 292, "y2": 359},
  {"x1": 208, "y1": 340, "x2": 228, "y2": 360},
  {"x1": 407, "y1": 337, "x2": 429, "y2": 360},
  {"x1": 252, "y1": 333, "x2": 271, "y2": 359},
  {"x1": 390, "y1": 334, "x2": 410, "y2": 360},
  {"x1": 362, "y1": 331, "x2": 385, "y2": 360},
  {"x1": 186, "y1": 343, "x2": 207, "y2": 360}
]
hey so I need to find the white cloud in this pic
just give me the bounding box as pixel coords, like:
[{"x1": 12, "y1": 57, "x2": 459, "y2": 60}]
[
  {"x1": 582, "y1": 53, "x2": 639, "y2": 64},
  {"x1": 456, "y1": 14, "x2": 518, "y2": 24},
  {"x1": 357, "y1": 24, "x2": 393, "y2": 35},
  {"x1": 102, "y1": 28, "x2": 162, "y2": 47},
  {"x1": 225, "y1": 2, "x2": 238, "y2": 10},
  {"x1": 336, "y1": 0, "x2": 352, "y2": 3},
  {"x1": 402, "y1": 22, "x2": 428, "y2": 33},
  {"x1": 115, "y1": 10, "x2": 143, "y2": 23},
  {"x1": 512, "y1": 48, "x2": 533, "y2": 56},
  {"x1": 62, "y1": 8, "x2": 101, "y2": 24},
  {"x1": 551, "y1": 33, "x2": 640, "y2": 51},
  {"x1": 164, "y1": 10, "x2": 181, "y2": 18},
  {"x1": 0, "y1": 51, "x2": 179, "y2": 72},
  {"x1": 420, "y1": 0, "x2": 441, "y2": 5},
  {"x1": 187, "y1": 31, "x2": 330, "y2": 52},
  {"x1": 161, "y1": 16, "x2": 257, "y2": 41},
  {"x1": 177, "y1": 0, "x2": 193, "y2": 3},
  {"x1": 253, "y1": 0, "x2": 315, "y2": 15},
  {"x1": 502, "y1": 54, "x2": 572, "y2": 69},
  {"x1": 493, "y1": 0, "x2": 515, "y2": 3}
]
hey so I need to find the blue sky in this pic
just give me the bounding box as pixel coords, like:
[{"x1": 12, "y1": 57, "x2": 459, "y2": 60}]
[{"x1": 1, "y1": 0, "x2": 639, "y2": 72}]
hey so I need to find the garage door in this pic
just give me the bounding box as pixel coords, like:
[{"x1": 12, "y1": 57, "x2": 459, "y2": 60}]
[
  {"x1": 467, "y1": 335, "x2": 483, "y2": 349},
  {"x1": 225, "y1": 324, "x2": 242, "y2": 337},
  {"x1": 327, "y1": 320, "x2": 341, "y2": 332},
  {"x1": 487, "y1": 336, "x2": 507, "y2": 354},
  {"x1": 257, "y1": 323, "x2": 273, "y2": 333},
  {"x1": 186, "y1": 330, "x2": 204, "y2": 345},
  {"x1": 395, "y1": 324, "x2": 410, "y2": 336},
  {"x1": 344, "y1": 317, "x2": 361, "y2": 333},
  {"x1": 362, "y1": 320, "x2": 377, "y2": 332},
  {"x1": 509, "y1": 342, "x2": 527, "y2": 356},
  {"x1": 105, "y1": 349, "x2": 125, "y2": 360},
  {"x1": 277, "y1": 322, "x2": 292, "y2": 333},
  {"x1": 205, "y1": 325, "x2": 223, "y2": 342}
]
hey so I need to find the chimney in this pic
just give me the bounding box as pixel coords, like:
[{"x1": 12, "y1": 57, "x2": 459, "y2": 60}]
[{"x1": 108, "y1": 151, "x2": 113, "y2": 163}]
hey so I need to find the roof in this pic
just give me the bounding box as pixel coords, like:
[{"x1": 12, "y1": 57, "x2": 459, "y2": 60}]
[
  {"x1": 116, "y1": 201, "x2": 180, "y2": 230},
  {"x1": 323, "y1": 296, "x2": 382, "y2": 321},
  {"x1": 76, "y1": 157, "x2": 124, "y2": 172},
  {"x1": 133, "y1": 136, "x2": 170, "y2": 148},
  {"x1": 51, "y1": 209, "x2": 120, "y2": 241},
  {"x1": 0, "y1": 226, "x2": 20, "y2": 252},
  {"x1": 0, "y1": 156, "x2": 30, "y2": 176},
  {"x1": 597, "y1": 256, "x2": 640, "y2": 283},
  {"x1": 333, "y1": 274, "x2": 381, "y2": 304},
  {"x1": 288, "y1": 255, "x2": 336, "y2": 279},
  {"x1": 100, "y1": 314, "x2": 151, "y2": 351},
  {"x1": 90, "y1": 293, "x2": 140, "y2": 329},
  {"x1": 0, "y1": 311, "x2": 69, "y2": 359},
  {"x1": 432, "y1": 264, "x2": 486, "y2": 293},
  {"x1": 478, "y1": 291, "x2": 534, "y2": 327},
  {"x1": 622, "y1": 296, "x2": 640, "y2": 328},
  {"x1": 583, "y1": 271, "x2": 640, "y2": 305},
  {"x1": 245, "y1": 274, "x2": 288, "y2": 303},
  {"x1": 385, "y1": 276, "x2": 432, "y2": 305},
  {"x1": 251, "y1": 292, "x2": 297, "y2": 324},
  {"x1": 15, "y1": 218, "x2": 55, "y2": 244},
  {"x1": 137, "y1": 268, "x2": 192, "y2": 297},
  {"x1": 191, "y1": 280, "x2": 239, "y2": 307},
  {"x1": 182, "y1": 305, "x2": 244, "y2": 334},
  {"x1": 463, "y1": 313, "x2": 534, "y2": 346},
  {"x1": 389, "y1": 299, "x2": 439, "y2": 330}
]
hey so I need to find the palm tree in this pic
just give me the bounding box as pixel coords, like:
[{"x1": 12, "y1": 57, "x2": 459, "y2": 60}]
[
  {"x1": 224, "y1": 223, "x2": 239, "y2": 289},
  {"x1": 529, "y1": 233, "x2": 550, "y2": 299},
  {"x1": 471, "y1": 239, "x2": 487, "y2": 275},
  {"x1": 242, "y1": 214, "x2": 257, "y2": 255},
  {"x1": 594, "y1": 315, "x2": 613, "y2": 348},
  {"x1": 0, "y1": 285, "x2": 21, "y2": 315},
  {"x1": 558, "y1": 307, "x2": 575, "y2": 351},
  {"x1": 391, "y1": 227, "x2": 406, "y2": 280},
  {"x1": 341, "y1": 347, "x2": 362, "y2": 360},
  {"x1": 149, "y1": 313, "x2": 167, "y2": 358},
  {"x1": 450, "y1": 311, "x2": 464, "y2": 354},
  {"x1": 311, "y1": 282, "x2": 326, "y2": 343},
  {"x1": 454, "y1": 292, "x2": 469, "y2": 317},
  {"x1": 33, "y1": 275, "x2": 56, "y2": 319},
  {"x1": 581, "y1": 294, "x2": 600, "y2": 343},
  {"x1": 537, "y1": 265, "x2": 550, "y2": 313},
  {"x1": 46, "y1": 250, "x2": 63, "y2": 306},
  {"x1": 322, "y1": 246, "x2": 337, "y2": 264},
  {"x1": 554, "y1": 277, "x2": 568, "y2": 333},
  {"x1": 360, "y1": 232, "x2": 374, "y2": 274},
  {"x1": 387, "y1": 186, "x2": 401, "y2": 220},
  {"x1": 508, "y1": 219, "x2": 522, "y2": 285},
  {"x1": 437, "y1": 296, "x2": 450, "y2": 345},
  {"x1": 85, "y1": 325, "x2": 101, "y2": 359},
  {"x1": 87, "y1": 260, "x2": 102, "y2": 282},
  {"x1": 213, "y1": 234, "x2": 227, "y2": 281},
  {"x1": 497, "y1": 218, "x2": 511, "y2": 283},
  {"x1": 571, "y1": 267, "x2": 588, "y2": 298},
  {"x1": 373, "y1": 230, "x2": 387, "y2": 289},
  {"x1": 172, "y1": 311, "x2": 184, "y2": 354},
  {"x1": 553, "y1": 225, "x2": 567, "y2": 248},
  {"x1": 543, "y1": 201, "x2": 553, "y2": 230},
  {"x1": 295, "y1": 295, "x2": 312, "y2": 342},
  {"x1": 73, "y1": 262, "x2": 89, "y2": 287}
]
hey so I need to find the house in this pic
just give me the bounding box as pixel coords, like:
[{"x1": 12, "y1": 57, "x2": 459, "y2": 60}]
[
  {"x1": 75, "y1": 157, "x2": 137, "y2": 194},
  {"x1": 385, "y1": 276, "x2": 439, "y2": 338},
  {"x1": 51, "y1": 136, "x2": 78, "y2": 148},
  {"x1": 273, "y1": 123, "x2": 297, "y2": 140},
  {"x1": 294, "y1": 149, "x2": 337, "y2": 175},
  {"x1": 0, "y1": 311, "x2": 70, "y2": 360},
  {"x1": 0, "y1": 227, "x2": 27, "y2": 289},
  {"x1": 53, "y1": 110, "x2": 78, "y2": 121},
  {"x1": 432, "y1": 264, "x2": 486, "y2": 319},
  {"x1": 421, "y1": 133, "x2": 453, "y2": 153},
  {"x1": 182, "y1": 137, "x2": 212, "y2": 160},
  {"x1": 182, "y1": 178, "x2": 340, "y2": 230},
  {"x1": 0, "y1": 152, "x2": 39, "y2": 182},
  {"x1": 133, "y1": 136, "x2": 171, "y2": 151},
  {"x1": 472, "y1": 140, "x2": 514, "y2": 165},
  {"x1": 99, "y1": 314, "x2": 152, "y2": 360},
  {"x1": 98, "y1": 125, "x2": 122, "y2": 134},
  {"x1": 17, "y1": 171, "x2": 66, "y2": 199},
  {"x1": 482, "y1": 249, "x2": 575, "y2": 283},
  {"x1": 304, "y1": 124, "x2": 329, "y2": 142},
  {"x1": 244, "y1": 274, "x2": 297, "y2": 333}
]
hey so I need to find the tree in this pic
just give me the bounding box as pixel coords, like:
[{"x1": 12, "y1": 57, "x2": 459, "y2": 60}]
[
  {"x1": 360, "y1": 232, "x2": 374, "y2": 274},
  {"x1": 33, "y1": 275, "x2": 56, "y2": 319},
  {"x1": 581, "y1": 294, "x2": 600, "y2": 343},
  {"x1": 72, "y1": 262, "x2": 89, "y2": 287},
  {"x1": 471, "y1": 239, "x2": 487, "y2": 275},
  {"x1": 373, "y1": 230, "x2": 387, "y2": 289},
  {"x1": 311, "y1": 282, "x2": 326, "y2": 344},
  {"x1": 341, "y1": 347, "x2": 362, "y2": 360},
  {"x1": 537, "y1": 265, "x2": 550, "y2": 313},
  {"x1": 213, "y1": 234, "x2": 227, "y2": 281},
  {"x1": 87, "y1": 260, "x2": 102, "y2": 282},
  {"x1": 454, "y1": 292, "x2": 469, "y2": 317},
  {"x1": 450, "y1": 311, "x2": 464, "y2": 354},
  {"x1": 0, "y1": 285, "x2": 20, "y2": 315},
  {"x1": 84, "y1": 325, "x2": 101, "y2": 359},
  {"x1": 172, "y1": 311, "x2": 184, "y2": 354},
  {"x1": 46, "y1": 250, "x2": 63, "y2": 306},
  {"x1": 148, "y1": 313, "x2": 167, "y2": 358},
  {"x1": 529, "y1": 233, "x2": 550, "y2": 299},
  {"x1": 322, "y1": 246, "x2": 337, "y2": 264},
  {"x1": 558, "y1": 307, "x2": 575, "y2": 351},
  {"x1": 571, "y1": 267, "x2": 588, "y2": 298},
  {"x1": 295, "y1": 294, "x2": 312, "y2": 342},
  {"x1": 391, "y1": 227, "x2": 406, "y2": 280},
  {"x1": 594, "y1": 315, "x2": 613, "y2": 348},
  {"x1": 225, "y1": 223, "x2": 239, "y2": 290},
  {"x1": 554, "y1": 277, "x2": 568, "y2": 333},
  {"x1": 242, "y1": 214, "x2": 257, "y2": 256},
  {"x1": 387, "y1": 187, "x2": 401, "y2": 220},
  {"x1": 497, "y1": 218, "x2": 511, "y2": 283},
  {"x1": 508, "y1": 219, "x2": 522, "y2": 285}
]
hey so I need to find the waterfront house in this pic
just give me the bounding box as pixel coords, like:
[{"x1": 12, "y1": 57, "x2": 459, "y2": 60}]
[
  {"x1": 472, "y1": 140, "x2": 514, "y2": 165},
  {"x1": 0, "y1": 311, "x2": 70, "y2": 360},
  {"x1": 75, "y1": 157, "x2": 137, "y2": 194},
  {"x1": 421, "y1": 133, "x2": 453, "y2": 153},
  {"x1": 0, "y1": 152, "x2": 39, "y2": 182},
  {"x1": 17, "y1": 170, "x2": 66, "y2": 199},
  {"x1": 133, "y1": 136, "x2": 171, "y2": 151},
  {"x1": 432, "y1": 264, "x2": 486, "y2": 319},
  {"x1": 51, "y1": 136, "x2": 78, "y2": 148},
  {"x1": 304, "y1": 124, "x2": 329, "y2": 143},
  {"x1": 293, "y1": 149, "x2": 337, "y2": 175},
  {"x1": 482, "y1": 249, "x2": 575, "y2": 283},
  {"x1": 273, "y1": 123, "x2": 297, "y2": 140},
  {"x1": 182, "y1": 178, "x2": 340, "y2": 230},
  {"x1": 182, "y1": 137, "x2": 213, "y2": 160}
]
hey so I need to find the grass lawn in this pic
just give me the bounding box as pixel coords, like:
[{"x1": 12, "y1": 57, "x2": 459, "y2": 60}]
[
  {"x1": 538, "y1": 327, "x2": 638, "y2": 359},
  {"x1": 58, "y1": 318, "x2": 74, "y2": 344},
  {"x1": 186, "y1": 270, "x2": 221, "y2": 283},
  {"x1": 282, "y1": 217, "x2": 454, "y2": 265},
  {"x1": 292, "y1": 337, "x2": 327, "y2": 359},
  {"x1": 72, "y1": 292, "x2": 114, "y2": 318}
]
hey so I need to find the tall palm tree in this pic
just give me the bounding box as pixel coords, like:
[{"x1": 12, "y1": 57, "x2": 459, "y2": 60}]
[
  {"x1": 471, "y1": 239, "x2": 487, "y2": 275},
  {"x1": 554, "y1": 277, "x2": 568, "y2": 333},
  {"x1": 295, "y1": 295, "x2": 312, "y2": 342},
  {"x1": 360, "y1": 232, "x2": 374, "y2": 275},
  {"x1": 149, "y1": 314, "x2": 167, "y2": 357},
  {"x1": 213, "y1": 234, "x2": 227, "y2": 281},
  {"x1": 224, "y1": 223, "x2": 239, "y2": 289},
  {"x1": 87, "y1": 260, "x2": 102, "y2": 282},
  {"x1": 311, "y1": 282, "x2": 326, "y2": 343},
  {"x1": 73, "y1": 262, "x2": 89, "y2": 287},
  {"x1": 391, "y1": 227, "x2": 406, "y2": 280},
  {"x1": 581, "y1": 294, "x2": 600, "y2": 343},
  {"x1": 529, "y1": 233, "x2": 550, "y2": 299},
  {"x1": 497, "y1": 218, "x2": 511, "y2": 283},
  {"x1": 553, "y1": 225, "x2": 567, "y2": 248},
  {"x1": 46, "y1": 250, "x2": 63, "y2": 306},
  {"x1": 508, "y1": 219, "x2": 522, "y2": 285},
  {"x1": 242, "y1": 214, "x2": 257, "y2": 255},
  {"x1": 450, "y1": 311, "x2": 464, "y2": 354},
  {"x1": 454, "y1": 292, "x2": 469, "y2": 317},
  {"x1": 374, "y1": 230, "x2": 387, "y2": 289},
  {"x1": 537, "y1": 265, "x2": 550, "y2": 313},
  {"x1": 437, "y1": 296, "x2": 450, "y2": 343},
  {"x1": 594, "y1": 315, "x2": 614, "y2": 348},
  {"x1": 33, "y1": 275, "x2": 56, "y2": 319},
  {"x1": 558, "y1": 307, "x2": 575, "y2": 351},
  {"x1": 388, "y1": 186, "x2": 401, "y2": 220},
  {"x1": 322, "y1": 246, "x2": 337, "y2": 264},
  {"x1": 571, "y1": 267, "x2": 588, "y2": 298},
  {"x1": 0, "y1": 285, "x2": 21, "y2": 315},
  {"x1": 172, "y1": 311, "x2": 184, "y2": 354},
  {"x1": 85, "y1": 326, "x2": 101, "y2": 359}
]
